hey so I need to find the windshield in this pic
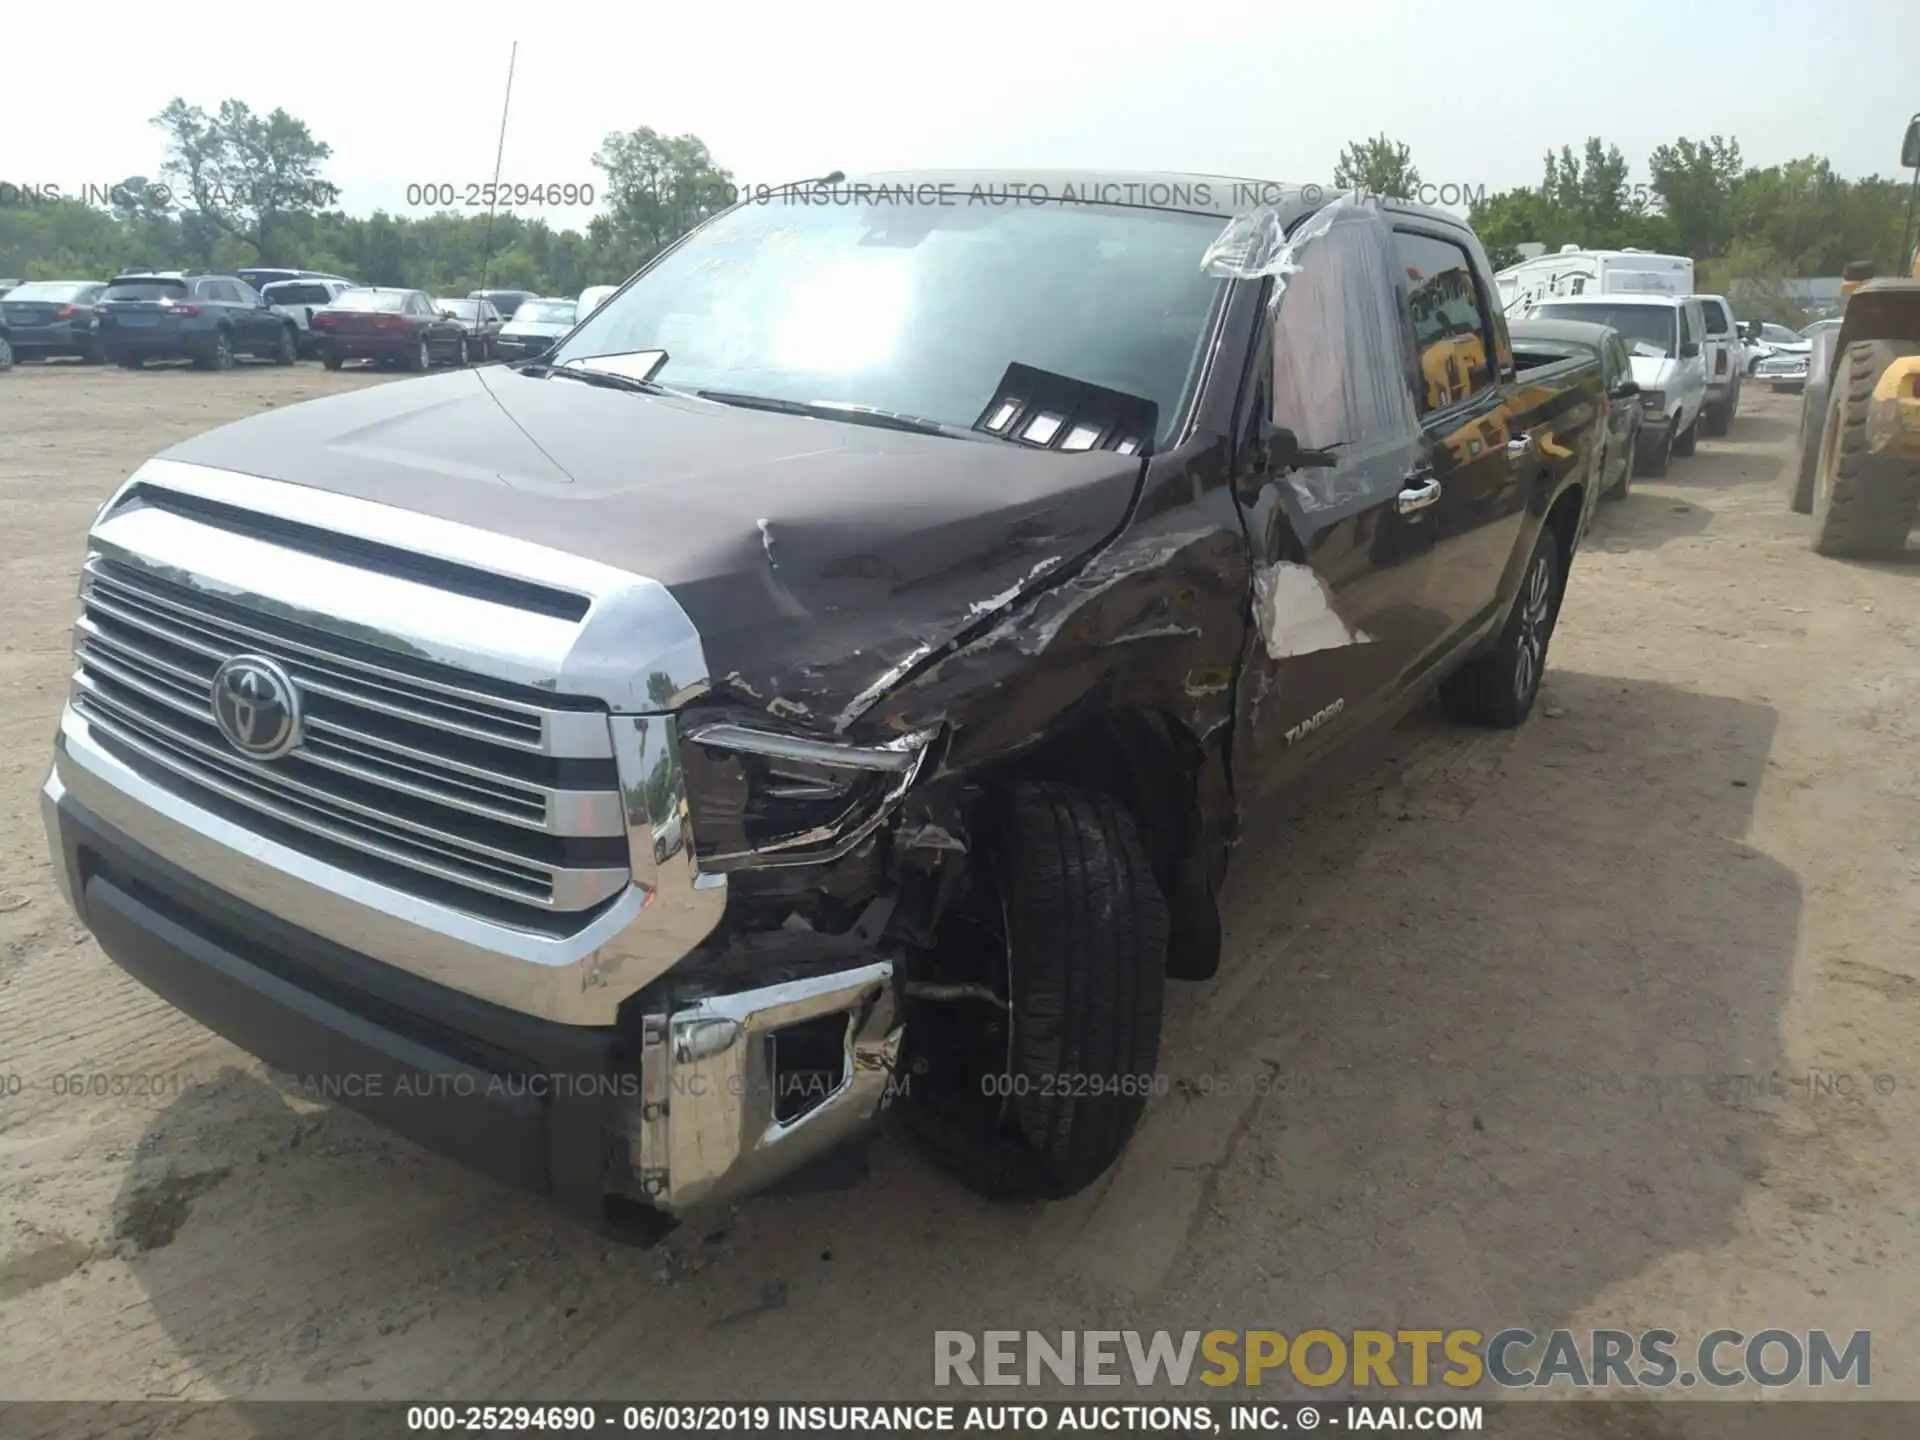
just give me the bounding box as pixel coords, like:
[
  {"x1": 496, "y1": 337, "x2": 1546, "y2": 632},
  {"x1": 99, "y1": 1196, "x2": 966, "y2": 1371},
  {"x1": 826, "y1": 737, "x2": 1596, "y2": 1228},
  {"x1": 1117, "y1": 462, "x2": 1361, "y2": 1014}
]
[
  {"x1": 103, "y1": 278, "x2": 188, "y2": 301},
  {"x1": 551, "y1": 196, "x2": 1230, "y2": 445},
  {"x1": 512, "y1": 300, "x2": 576, "y2": 325},
  {"x1": 438, "y1": 299, "x2": 482, "y2": 319},
  {"x1": 1534, "y1": 303, "x2": 1675, "y2": 357},
  {"x1": 265, "y1": 282, "x2": 335, "y2": 305},
  {"x1": 5, "y1": 281, "x2": 96, "y2": 303},
  {"x1": 331, "y1": 289, "x2": 408, "y2": 313}
]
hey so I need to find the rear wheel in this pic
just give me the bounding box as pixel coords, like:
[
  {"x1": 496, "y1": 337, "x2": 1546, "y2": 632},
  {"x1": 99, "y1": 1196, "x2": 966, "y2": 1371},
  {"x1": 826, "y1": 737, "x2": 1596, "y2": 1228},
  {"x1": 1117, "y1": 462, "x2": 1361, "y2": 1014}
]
[
  {"x1": 906, "y1": 782, "x2": 1169, "y2": 1199},
  {"x1": 1440, "y1": 527, "x2": 1563, "y2": 730},
  {"x1": 0, "y1": 335, "x2": 12, "y2": 370},
  {"x1": 1810, "y1": 340, "x2": 1920, "y2": 559},
  {"x1": 408, "y1": 338, "x2": 431, "y2": 372},
  {"x1": 194, "y1": 329, "x2": 234, "y2": 371},
  {"x1": 272, "y1": 325, "x2": 297, "y2": 365},
  {"x1": 321, "y1": 351, "x2": 343, "y2": 372},
  {"x1": 1671, "y1": 413, "x2": 1698, "y2": 457},
  {"x1": 1635, "y1": 426, "x2": 1672, "y2": 478}
]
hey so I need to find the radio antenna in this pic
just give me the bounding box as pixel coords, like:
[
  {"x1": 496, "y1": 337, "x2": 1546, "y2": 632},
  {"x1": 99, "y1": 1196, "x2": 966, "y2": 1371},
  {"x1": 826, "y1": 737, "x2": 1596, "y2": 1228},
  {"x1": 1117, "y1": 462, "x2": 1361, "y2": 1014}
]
[{"x1": 476, "y1": 41, "x2": 518, "y2": 300}]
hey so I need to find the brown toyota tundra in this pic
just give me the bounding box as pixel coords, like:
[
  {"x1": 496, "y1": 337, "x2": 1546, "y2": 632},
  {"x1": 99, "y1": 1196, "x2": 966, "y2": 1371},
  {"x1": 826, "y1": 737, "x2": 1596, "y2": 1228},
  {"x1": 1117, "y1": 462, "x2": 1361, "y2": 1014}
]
[{"x1": 43, "y1": 174, "x2": 1607, "y2": 1236}]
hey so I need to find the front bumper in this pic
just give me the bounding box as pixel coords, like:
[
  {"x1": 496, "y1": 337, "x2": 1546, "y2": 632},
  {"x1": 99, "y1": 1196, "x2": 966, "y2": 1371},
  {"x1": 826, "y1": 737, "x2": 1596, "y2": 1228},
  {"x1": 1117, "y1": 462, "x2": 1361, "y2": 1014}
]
[{"x1": 43, "y1": 736, "x2": 906, "y2": 1224}]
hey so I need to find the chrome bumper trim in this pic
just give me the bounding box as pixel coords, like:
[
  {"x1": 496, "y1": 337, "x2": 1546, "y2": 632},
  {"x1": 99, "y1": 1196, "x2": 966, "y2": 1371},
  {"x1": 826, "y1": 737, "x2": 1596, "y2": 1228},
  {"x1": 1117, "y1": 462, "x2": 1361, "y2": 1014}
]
[
  {"x1": 635, "y1": 962, "x2": 903, "y2": 1212},
  {"x1": 47, "y1": 704, "x2": 727, "y2": 1026}
]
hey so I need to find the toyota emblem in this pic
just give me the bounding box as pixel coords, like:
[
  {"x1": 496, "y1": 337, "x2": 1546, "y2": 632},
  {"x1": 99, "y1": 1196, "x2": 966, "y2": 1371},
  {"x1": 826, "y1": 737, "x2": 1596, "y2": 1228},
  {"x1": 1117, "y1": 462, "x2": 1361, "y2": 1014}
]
[{"x1": 210, "y1": 655, "x2": 303, "y2": 760}]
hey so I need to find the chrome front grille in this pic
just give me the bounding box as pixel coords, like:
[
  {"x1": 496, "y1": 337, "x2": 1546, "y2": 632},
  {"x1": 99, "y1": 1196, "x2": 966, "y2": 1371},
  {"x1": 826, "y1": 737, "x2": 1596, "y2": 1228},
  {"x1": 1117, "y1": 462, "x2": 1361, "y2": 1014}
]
[{"x1": 71, "y1": 559, "x2": 632, "y2": 921}]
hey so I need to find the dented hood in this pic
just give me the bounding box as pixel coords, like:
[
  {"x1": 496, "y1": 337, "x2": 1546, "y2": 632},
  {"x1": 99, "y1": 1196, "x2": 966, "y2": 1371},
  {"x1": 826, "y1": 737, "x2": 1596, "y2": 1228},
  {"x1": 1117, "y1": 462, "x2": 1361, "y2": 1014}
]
[{"x1": 159, "y1": 365, "x2": 1144, "y2": 726}]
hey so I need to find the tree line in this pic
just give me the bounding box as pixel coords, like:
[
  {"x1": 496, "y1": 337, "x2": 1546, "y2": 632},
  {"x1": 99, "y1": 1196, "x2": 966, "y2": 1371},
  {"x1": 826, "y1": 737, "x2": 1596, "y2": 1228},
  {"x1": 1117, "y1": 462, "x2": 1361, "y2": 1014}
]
[
  {"x1": 4, "y1": 101, "x2": 1909, "y2": 329},
  {"x1": 1335, "y1": 132, "x2": 1914, "y2": 324}
]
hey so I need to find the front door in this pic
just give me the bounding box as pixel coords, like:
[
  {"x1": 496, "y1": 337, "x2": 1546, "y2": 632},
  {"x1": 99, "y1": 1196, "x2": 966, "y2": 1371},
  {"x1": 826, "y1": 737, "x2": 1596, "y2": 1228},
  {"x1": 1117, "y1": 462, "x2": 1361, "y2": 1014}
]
[{"x1": 1228, "y1": 204, "x2": 1444, "y2": 796}]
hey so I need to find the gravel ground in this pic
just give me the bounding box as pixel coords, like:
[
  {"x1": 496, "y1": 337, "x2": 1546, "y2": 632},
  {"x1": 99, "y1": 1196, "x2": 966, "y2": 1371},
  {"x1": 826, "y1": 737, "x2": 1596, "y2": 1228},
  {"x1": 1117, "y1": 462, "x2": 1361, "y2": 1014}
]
[{"x1": 0, "y1": 364, "x2": 1915, "y2": 1431}]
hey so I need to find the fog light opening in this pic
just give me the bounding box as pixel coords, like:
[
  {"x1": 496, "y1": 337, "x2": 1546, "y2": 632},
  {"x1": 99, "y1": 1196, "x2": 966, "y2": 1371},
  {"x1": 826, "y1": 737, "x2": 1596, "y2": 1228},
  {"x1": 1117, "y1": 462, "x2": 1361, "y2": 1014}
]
[{"x1": 769, "y1": 1013, "x2": 851, "y2": 1125}]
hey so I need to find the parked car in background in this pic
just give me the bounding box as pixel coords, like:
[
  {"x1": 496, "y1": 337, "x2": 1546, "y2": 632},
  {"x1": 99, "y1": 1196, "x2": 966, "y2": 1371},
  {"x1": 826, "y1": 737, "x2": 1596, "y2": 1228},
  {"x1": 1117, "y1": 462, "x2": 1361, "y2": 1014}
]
[
  {"x1": 94, "y1": 273, "x2": 298, "y2": 370},
  {"x1": 1691, "y1": 294, "x2": 1742, "y2": 434},
  {"x1": 1801, "y1": 318, "x2": 1842, "y2": 341},
  {"x1": 433, "y1": 297, "x2": 505, "y2": 360},
  {"x1": 1741, "y1": 321, "x2": 1810, "y2": 373},
  {"x1": 576, "y1": 284, "x2": 619, "y2": 321},
  {"x1": 0, "y1": 280, "x2": 108, "y2": 362},
  {"x1": 469, "y1": 289, "x2": 537, "y2": 325},
  {"x1": 236, "y1": 267, "x2": 353, "y2": 294},
  {"x1": 40, "y1": 179, "x2": 1612, "y2": 1225},
  {"x1": 494, "y1": 297, "x2": 576, "y2": 359},
  {"x1": 0, "y1": 279, "x2": 21, "y2": 298},
  {"x1": 1509, "y1": 316, "x2": 1644, "y2": 500},
  {"x1": 1755, "y1": 344, "x2": 1812, "y2": 393},
  {"x1": 312, "y1": 287, "x2": 470, "y2": 371},
  {"x1": 261, "y1": 277, "x2": 357, "y2": 358},
  {"x1": 1531, "y1": 294, "x2": 1708, "y2": 477}
]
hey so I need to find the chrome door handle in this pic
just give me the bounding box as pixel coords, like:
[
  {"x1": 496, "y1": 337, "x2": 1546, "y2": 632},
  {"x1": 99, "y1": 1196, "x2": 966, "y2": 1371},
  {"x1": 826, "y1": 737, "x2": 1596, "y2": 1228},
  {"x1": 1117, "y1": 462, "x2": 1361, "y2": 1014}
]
[{"x1": 1396, "y1": 476, "x2": 1442, "y2": 514}]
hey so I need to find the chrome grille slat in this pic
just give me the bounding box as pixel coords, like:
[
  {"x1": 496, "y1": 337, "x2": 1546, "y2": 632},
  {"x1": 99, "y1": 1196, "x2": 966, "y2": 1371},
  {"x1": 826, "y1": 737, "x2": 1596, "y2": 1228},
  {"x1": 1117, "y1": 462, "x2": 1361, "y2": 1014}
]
[
  {"x1": 83, "y1": 576, "x2": 558, "y2": 755},
  {"x1": 73, "y1": 560, "x2": 631, "y2": 920},
  {"x1": 75, "y1": 689, "x2": 626, "y2": 911}
]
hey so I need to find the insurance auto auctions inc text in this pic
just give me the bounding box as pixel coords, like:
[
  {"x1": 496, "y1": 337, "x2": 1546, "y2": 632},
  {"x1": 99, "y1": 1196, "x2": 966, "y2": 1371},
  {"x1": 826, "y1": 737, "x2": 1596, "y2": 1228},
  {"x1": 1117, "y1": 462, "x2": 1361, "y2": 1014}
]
[{"x1": 934, "y1": 1328, "x2": 1870, "y2": 1391}]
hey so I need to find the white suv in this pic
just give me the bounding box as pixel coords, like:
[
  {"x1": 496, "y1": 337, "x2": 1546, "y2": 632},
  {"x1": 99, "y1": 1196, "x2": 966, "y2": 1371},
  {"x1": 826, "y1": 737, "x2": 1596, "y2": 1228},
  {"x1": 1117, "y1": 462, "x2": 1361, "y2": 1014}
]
[
  {"x1": 261, "y1": 277, "x2": 356, "y2": 359},
  {"x1": 1530, "y1": 293, "x2": 1710, "y2": 478}
]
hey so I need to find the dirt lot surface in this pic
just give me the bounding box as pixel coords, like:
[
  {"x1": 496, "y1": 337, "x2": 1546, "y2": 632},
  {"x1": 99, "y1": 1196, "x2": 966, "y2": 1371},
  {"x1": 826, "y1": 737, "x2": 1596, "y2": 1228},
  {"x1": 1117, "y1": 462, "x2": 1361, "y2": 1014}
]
[{"x1": 1, "y1": 365, "x2": 1916, "y2": 1425}]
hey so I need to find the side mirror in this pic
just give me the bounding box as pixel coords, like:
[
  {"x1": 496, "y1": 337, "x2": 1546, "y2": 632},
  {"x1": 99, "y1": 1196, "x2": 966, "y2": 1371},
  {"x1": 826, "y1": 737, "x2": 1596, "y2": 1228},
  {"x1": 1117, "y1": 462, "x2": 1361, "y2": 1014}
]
[
  {"x1": 1240, "y1": 421, "x2": 1338, "y2": 496},
  {"x1": 1680, "y1": 341, "x2": 1700, "y2": 358},
  {"x1": 1902, "y1": 115, "x2": 1920, "y2": 171},
  {"x1": 1610, "y1": 380, "x2": 1639, "y2": 400}
]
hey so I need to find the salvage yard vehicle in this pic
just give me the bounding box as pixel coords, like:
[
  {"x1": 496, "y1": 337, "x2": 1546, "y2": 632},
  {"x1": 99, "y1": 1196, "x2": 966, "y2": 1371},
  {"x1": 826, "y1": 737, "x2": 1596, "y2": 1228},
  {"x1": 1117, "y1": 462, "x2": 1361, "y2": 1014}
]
[
  {"x1": 1530, "y1": 294, "x2": 1708, "y2": 478},
  {"x1": 494, "y1": 297, "x2": 578, "y2": 359},
  {"x1": 0, "y1": 280, "x2": 108, "y2": 362},
  {"x1": 41, "y1": 173, "x2": 1609, "y2": 1235},
  {"x1": 434, "y1": 296, "x2": 506, "y2": 360},
  {"x1": 1692, "y1": 293, "x2": 1743, "y2": 435},
  {"x1": 1789, "y1": 116, "x2": 1920, "y2": 557},
  {"x1": 1510, "y1": 316, "x2": 1643, "y2": 500},
  {"x1": 261, "y1": 277, "x2": 356, "y2": 358},
  {"x1": 1495, "y1": 246, "x2": 1694, "y2": 315},
  {"x1": 94, "y1": 273, "x2": 298, "y2": 370},
  {"x1": 312, "y1": 287, "x2": 471, "y2": 370}
]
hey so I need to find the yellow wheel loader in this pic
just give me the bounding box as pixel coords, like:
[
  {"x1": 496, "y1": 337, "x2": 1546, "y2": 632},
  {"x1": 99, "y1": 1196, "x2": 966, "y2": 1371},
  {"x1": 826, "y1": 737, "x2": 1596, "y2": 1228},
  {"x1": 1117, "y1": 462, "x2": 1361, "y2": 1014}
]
[{"x1": 1793, "y1": 113, "x2": 1920, "y2": 558}]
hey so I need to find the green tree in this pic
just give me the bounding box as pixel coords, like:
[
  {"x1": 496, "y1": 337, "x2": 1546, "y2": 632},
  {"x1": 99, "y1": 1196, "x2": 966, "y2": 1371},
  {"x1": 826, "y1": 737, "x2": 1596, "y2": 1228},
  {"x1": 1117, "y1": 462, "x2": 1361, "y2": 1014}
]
[
  {"x1": 592, "y1": 127, "x2": 735, "y2": 273},
  {"x1": 152, "y1": 98, "x2": 336, "y2": 264},
  {"x1": 1332, "y1": 133, "x2": 1421, "y2": 198},
  {"x1": 1647, "y1": 135, "x2": 1744, "y2": 260}
]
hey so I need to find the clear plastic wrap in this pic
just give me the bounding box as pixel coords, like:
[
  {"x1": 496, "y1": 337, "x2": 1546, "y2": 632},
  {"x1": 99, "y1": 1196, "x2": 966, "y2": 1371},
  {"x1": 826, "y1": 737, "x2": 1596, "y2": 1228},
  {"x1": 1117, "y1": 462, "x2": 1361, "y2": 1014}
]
[{"x1": 1205, "y1": 196, "x2": 1422, "y2": 518}]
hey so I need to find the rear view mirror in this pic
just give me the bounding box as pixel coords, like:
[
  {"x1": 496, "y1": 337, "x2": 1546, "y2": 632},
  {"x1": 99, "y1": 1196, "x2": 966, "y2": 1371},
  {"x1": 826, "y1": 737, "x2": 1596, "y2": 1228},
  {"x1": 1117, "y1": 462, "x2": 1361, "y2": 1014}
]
[{"x1": 1902, "y1": 114, "x2": 1920, "y2": 171}]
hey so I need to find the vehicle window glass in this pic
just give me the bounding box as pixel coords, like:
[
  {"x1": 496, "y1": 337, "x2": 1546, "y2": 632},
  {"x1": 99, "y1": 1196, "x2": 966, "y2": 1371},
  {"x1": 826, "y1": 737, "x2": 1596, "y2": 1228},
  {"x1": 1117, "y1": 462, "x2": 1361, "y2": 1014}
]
[
  {"x1": 1263, "y1": 208, "x2": 1420, "y2": 516},
  {"x1": 4, "y1": 281, "x2": 95, "y2": 303},
  {"x1": 1698, "y1": 299, "x2": 1730, "y2": 334},
  {"x1": 555, "y1": 196, "x2": 1230, "y2": 449},
  {"x1": 265, "y1": 283, "x2": 332, "y2": 306},
  {"x1": 516, "y1": 300, "x2": 576, "y2": 325},
  {"x1": 439, "y1": 299, "x2": 477, "y2": 320},
  {"x1": 233, "y1": 279, "x2": 262, "y2": 305},
  {"x1": 1392, "y1": 230, "x2": 1494, "y2": 411},
  {"x1": 103, "y1": 279, "x2": 188, "y2": 301},
  {"x1": 333, "y1": 289, "x2": 408, "y2": 313},
  {"x1": 1533, "y1": 303, "x2": 1676, "y2": 357}
]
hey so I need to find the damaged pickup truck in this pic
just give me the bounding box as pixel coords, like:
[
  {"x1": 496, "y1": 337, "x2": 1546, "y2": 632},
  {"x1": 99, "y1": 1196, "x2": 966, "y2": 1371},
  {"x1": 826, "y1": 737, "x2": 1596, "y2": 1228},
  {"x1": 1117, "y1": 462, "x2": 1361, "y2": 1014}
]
[{"x1": 42, "y1": 173, "x2": 1606, "y2": 1233}]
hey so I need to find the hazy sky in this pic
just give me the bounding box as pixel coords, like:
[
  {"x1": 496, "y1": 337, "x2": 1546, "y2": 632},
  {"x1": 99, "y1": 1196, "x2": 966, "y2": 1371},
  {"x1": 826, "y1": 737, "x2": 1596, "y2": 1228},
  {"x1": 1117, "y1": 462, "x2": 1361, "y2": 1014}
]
[{"x1": 8, "y1": 0, "x2": 1914, "y2": 233}]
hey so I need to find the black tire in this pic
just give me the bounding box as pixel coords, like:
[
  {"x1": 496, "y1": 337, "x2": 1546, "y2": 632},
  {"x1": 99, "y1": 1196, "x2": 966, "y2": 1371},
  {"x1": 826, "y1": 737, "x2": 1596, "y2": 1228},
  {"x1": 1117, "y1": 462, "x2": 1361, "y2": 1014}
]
[
  {"x1": 194, "y1": 329, "x2": 234, "y2": 371},
  {"x1": 1671, "y1": 413, "x2": 1698, "y2": 457},
  {"x1": 407, "y1": 338, "x2": 431, "y2": 372},
  {"x1": 0, "y1": 335, "x2": 12, "y2": 371},
  {"x1": 1440, "y1": 527, "x2": 1563, "y2": 730},
  {"x1": 1789, "y1": 387, "x2": 1824, "y2": 514},
  {"x1": 1700, "y1": 403, "x2": 1727, "y2": 438},
  {"x1": 1634, "y1": 426, "x2": 1672, "y2": 478},
  {"x1": 272, "y1": 325, "x2": 297, "y2": 365},
  {"x1": 321, "y1": 351, "x2": 343, "y2": 372},
  {"x1": 1600, "y1": 440, "x2": 1630, "y2": 502},
  {"x1": 1810, "y1": 340, "x2": 1920, "y2": 559},
  {"x1": 908, "y1": 782, "x2": 1169, "y2": 1200}
]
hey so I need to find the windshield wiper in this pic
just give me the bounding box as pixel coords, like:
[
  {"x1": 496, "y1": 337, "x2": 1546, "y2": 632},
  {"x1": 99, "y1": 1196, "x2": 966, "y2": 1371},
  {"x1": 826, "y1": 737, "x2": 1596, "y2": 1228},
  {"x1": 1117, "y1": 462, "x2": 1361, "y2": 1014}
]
[{"x1": 694, "y1": 390, "x2": 986, "y2": 441}]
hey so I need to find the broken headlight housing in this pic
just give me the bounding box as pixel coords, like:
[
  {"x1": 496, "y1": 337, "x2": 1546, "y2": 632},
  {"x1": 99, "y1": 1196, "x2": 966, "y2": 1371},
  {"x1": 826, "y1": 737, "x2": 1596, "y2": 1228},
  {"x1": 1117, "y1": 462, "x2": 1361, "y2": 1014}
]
[{"x1": 677, "y1": 719, "x2": 938, "y2": 871}]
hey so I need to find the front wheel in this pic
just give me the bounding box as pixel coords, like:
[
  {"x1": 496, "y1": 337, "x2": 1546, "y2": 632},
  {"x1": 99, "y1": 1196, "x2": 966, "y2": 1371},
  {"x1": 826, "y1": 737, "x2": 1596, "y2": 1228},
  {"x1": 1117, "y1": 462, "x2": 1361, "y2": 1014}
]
[
  {"x1": 194, "y1": 330, "x2": 235, "y2": 371},
  {"x1": 321, "y1": 351, "x2": 343, "y2": 372},
  {"x1": 408, "y1": 338, "x2": 431, "y2": 372},
  {"x1": 1635, "y1": 426, "x2": 1672, "y2": 478},
  {"x1": 1671, "y1": 413, "x2": 1698, "y2": 457},
  {"x1": 1440, "y1": 528, "x2": 1563, "y2": 730},
  {"x1": 907, "y1": 782, "x2": 1169, "y2": 1200},
  {"x1": 272, "y1": 325, "x2": 297, "y2": 365}
]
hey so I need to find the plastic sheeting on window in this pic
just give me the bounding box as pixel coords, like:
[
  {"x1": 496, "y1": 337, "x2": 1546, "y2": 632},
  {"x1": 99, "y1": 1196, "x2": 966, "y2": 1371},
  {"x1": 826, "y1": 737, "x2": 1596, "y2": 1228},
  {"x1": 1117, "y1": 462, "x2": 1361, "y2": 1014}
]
[{"x1": 1204, "y1": 196, "x2": 1421, "y2": 516}]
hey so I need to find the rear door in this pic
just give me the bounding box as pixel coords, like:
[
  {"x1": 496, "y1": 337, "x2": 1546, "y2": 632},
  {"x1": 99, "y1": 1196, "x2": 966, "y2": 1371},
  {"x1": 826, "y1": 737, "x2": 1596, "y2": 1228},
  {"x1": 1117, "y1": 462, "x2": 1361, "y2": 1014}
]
[
  {"x1": 1697, "y1": 296, "x2": 1736, "y2": 393},
  {"x1": 1389, "y1": 224, "x2": 1529, "y2": 647},
  {"x1": 1227, "y1": 203, "x2": 1439, "y2": 794}
]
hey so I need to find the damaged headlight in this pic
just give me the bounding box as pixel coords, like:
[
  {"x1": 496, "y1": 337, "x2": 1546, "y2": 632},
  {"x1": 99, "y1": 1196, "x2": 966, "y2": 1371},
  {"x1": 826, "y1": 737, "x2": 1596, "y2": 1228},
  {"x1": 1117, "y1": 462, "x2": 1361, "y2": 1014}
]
[{"x1": 677, "y1": 720, "x2": 938, "y2": 871}]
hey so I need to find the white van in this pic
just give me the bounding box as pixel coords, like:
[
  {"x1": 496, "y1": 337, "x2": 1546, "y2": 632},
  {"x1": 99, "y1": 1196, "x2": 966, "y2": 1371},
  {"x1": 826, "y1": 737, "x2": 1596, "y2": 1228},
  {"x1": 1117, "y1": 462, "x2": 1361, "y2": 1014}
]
[
  {"x1": 577, "y1": 284, "x2": 619, "y2": 321},
  {"x1": 1495, "y1": 247, "x2": 1695, "y2": 317},
  {"x1": 1527, "y1": 293, "x2": 1710, "y2": 478}
]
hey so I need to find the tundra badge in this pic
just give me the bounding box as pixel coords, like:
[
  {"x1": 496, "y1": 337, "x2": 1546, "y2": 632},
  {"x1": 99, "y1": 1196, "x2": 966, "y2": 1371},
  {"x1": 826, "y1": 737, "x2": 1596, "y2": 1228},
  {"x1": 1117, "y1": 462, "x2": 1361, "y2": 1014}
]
[{"x1": 1285, "y1": 697, "x2": 1345, "y2": 745}]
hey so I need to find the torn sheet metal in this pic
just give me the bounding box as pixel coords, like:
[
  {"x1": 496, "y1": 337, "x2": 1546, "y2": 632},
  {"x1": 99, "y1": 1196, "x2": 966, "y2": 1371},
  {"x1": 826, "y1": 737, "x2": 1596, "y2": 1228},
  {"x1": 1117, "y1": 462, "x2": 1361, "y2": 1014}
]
[{"x1": 1251, "y1": 561, "x2": 1372, "y2": 660}]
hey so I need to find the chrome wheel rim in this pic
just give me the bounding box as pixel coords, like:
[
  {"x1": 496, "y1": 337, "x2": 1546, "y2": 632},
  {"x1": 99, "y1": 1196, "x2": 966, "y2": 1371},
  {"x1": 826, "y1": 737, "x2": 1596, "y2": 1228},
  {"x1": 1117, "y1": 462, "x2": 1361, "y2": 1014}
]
[
  {"x1": 1514, "y1": 554, "x2": 1552, "y2": 701},
  {"x1": 420, "y1": 341, "x2": 430, "y2": 369}
]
